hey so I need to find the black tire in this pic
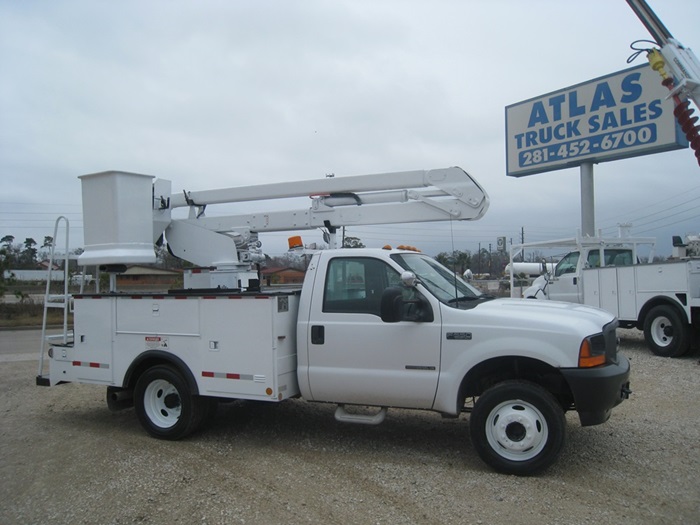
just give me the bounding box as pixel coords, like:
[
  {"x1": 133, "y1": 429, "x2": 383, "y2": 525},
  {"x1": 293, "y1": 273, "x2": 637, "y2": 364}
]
[
  {"x1": 469, "y1": 380, "x2": 565, "y2": 476},
  {"x1": 643, "y1": 305, "x2": 691, "y2": 357},
  {"x1": 134, "y1": 365, "x2": 204, "y2": 440}
]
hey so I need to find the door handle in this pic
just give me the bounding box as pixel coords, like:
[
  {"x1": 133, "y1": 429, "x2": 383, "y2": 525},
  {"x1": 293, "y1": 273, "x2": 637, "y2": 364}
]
[{"x1": 311, "y1": 325, "x2": 325, "y2": 345}]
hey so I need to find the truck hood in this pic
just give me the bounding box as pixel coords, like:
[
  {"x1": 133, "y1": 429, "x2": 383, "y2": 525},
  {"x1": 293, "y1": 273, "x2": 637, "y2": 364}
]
[
  {"x1": 457, "y1": 297, "x2": 616, "y2": 337},
  {"x1": 438, "y1": 297, "x2": 617, "y2": 369}
]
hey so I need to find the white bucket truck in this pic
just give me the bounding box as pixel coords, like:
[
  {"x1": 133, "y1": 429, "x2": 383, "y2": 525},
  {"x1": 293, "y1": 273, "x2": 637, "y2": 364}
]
[{"x1": 37, "y1": 168, "x2": 630, "y2": 475}]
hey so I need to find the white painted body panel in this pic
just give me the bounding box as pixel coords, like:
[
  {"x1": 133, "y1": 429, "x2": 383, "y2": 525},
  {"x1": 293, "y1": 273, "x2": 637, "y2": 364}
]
[
  {"x1": 526, "y1": 246, "x2": 700, "y2": 324},
  {"x1": 431, "y1": 298, "x2": 614, "y2": 414},
  {"x1": 582, "y1": 259, "x2": 700, "y2": 322},
  {"x1": 51, "y1": 293, "x2": 300, "y2": 401}
]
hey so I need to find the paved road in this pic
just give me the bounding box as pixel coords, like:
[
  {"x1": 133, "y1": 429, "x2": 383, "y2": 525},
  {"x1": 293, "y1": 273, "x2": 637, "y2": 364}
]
[{"x1": 0, "y1": 329, "x2": 59, "y2": 363}]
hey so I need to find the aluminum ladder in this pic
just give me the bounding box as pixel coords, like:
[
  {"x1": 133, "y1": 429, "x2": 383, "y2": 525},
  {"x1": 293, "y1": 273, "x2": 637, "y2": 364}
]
[{"x1": 36, "y1": 216, "x2": 78, "y2": 385}]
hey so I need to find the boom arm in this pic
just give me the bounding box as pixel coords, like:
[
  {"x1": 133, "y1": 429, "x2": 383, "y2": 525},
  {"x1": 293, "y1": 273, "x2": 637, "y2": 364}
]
[
  {"x1": 627, "y1": 0, "x2": 700, "y2": 164},
  {"x1": 164, "y1": 166, "x2": 488, "y2": 265},
  {"x1": 171, "y1": 166, "x2": 484, "y2": 230},
  {"x1": 78, "y1": 167, "x2": 489, "y2": 288}
]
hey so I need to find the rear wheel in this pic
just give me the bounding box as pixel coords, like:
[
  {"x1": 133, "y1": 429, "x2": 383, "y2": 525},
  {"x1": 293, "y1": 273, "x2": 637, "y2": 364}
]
[
  {"x1": 470, "y1": 380, "x2": 565, "y2": 475},
  {"x1": 134, "y1": 365, "x2": 204, "y2": 440},
  {"x1": 643, "y1": 305, "x2": 691, "y2": 357}
]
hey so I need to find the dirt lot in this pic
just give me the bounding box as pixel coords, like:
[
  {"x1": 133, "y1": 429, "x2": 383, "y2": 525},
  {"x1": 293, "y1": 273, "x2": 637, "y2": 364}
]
[{"x1": 1, "y1": 328, "x2": 699, "y2": 525}]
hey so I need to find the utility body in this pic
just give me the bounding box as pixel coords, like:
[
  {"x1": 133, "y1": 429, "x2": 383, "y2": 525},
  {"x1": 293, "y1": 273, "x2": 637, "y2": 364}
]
[
  {"x1": 38, "y1": 168, "x2": 630, "y2": 475},
  {"x1": 517, "y1": 234, "x2": 700, "y2": 357}
]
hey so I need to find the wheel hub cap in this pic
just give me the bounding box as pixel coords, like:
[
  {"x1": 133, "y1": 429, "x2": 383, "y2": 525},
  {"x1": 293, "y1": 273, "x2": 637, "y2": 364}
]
[
  {"x1": 485, "y1": 401, "x2": 548, "y2": 461},
  {"x1": 144, "y1": 379, "x2": 181, "y2": 429},
  {"x1": 651, "y1": 316, "x2": 673, "y2": 347}
]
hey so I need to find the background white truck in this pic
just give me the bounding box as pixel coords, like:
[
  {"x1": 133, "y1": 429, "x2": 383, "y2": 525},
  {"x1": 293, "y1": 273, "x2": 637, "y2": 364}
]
[
  {"x1": 515, "y1": 233, "x2": 700, "y2": 357},
  {"x1": 37, "y1": 168, "x2": 630, "y2": 475}
]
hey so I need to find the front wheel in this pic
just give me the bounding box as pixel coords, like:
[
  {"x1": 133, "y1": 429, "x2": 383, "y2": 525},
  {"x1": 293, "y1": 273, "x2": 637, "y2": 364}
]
[
  {"x1": 469, "y1": 380, "x2": 565, "y2": 475},
  {"x1": 643, "y1": 305, "x2": 691, "y2": 357},
  {"x1": 134, "y1": 365, "x2": 205, "y2": 440}
]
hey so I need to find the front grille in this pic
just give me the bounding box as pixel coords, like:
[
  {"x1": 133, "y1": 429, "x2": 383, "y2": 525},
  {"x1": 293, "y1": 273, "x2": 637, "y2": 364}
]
[{"x1": 602, "y1": 320, "x2": 619, "y2": 364}]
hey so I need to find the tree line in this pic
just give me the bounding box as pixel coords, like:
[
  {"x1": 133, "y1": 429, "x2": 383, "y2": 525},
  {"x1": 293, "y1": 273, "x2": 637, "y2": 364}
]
[
  {"x1": 1, "y1": 235, "x2": 58, "y2": 269},
  {"x1": 0, "y1": 231, "x2": 519, "y2": 278},
  {"x1": 1, "y1": 229, "x2": 528, "y2": 296},
  {"x1": 434, "y1": 248, "x2": 540, "y2": 278}
]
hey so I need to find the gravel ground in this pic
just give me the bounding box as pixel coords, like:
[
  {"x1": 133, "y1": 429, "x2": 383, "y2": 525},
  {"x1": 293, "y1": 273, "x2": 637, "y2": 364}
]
[{"x1": 1, "y1": 328, "x2": 699, "y2": 524}]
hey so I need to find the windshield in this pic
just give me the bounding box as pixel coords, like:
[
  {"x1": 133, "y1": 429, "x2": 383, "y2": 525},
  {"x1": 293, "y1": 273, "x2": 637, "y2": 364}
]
[{"x1": 391, "y1": 253, "x2": 487, "y2": 306}]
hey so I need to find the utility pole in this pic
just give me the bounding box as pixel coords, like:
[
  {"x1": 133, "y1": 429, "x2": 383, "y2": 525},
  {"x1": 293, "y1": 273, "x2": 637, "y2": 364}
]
[
  {"x1": 478, "y1": 242, "x2": 481, "y2": 274},
  {"x1": 488, "y1": 243, "x2": 492, "y2": 275}
]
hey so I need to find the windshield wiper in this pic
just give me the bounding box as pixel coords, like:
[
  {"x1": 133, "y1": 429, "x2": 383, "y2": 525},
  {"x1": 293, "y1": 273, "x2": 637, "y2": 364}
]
[
  {"x1": 448, "y1": 294, "x2": 496, "y2": 304},
  {"x1": 448, "y1": 295, "x2": 480, "y2": 304}
]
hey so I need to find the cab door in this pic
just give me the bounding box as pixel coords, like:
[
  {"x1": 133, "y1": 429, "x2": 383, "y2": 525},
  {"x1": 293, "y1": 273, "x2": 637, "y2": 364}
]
[
  {"x1": 548, "y1": 251, "x2": 582, "y2": 303},
  {"x1": 303, "y1": 256, "x2": 441, "y2": 409}
]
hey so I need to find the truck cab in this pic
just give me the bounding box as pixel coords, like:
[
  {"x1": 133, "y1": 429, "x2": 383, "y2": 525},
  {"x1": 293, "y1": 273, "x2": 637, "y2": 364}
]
[
  {"x1": 516, "y1": 231, "x2": 654, "y2": 302},
  {"x1": 538, "y1": 247, "x2": 636, "y2": 302},
  {"x1": 293, "y1": 247, "x2": 630, "y2": 475}
]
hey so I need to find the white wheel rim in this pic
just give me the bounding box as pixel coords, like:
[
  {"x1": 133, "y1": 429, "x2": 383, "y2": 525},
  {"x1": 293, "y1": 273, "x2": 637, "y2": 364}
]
[
  {"x1": 485, "y1": 399, "x2": 548, "y2": 462},
  {"x1": 143, "y1": 379, "x2": 181, "y2": 429},
  {"x1": 650, "y1": 315, "x2": 673, "y2": 348}
]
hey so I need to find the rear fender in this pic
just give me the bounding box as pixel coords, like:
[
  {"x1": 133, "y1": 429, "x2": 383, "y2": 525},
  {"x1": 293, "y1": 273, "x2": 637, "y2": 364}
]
[{"x1": 121, "y1": 351, "x2": 200, "y2": 395}]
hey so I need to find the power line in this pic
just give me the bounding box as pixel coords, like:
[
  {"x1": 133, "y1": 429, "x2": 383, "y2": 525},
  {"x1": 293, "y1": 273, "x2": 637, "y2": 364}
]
[
  {"x1": 0, "y1": 211, "x2": 82, "y2": 216},
  {"x1": 598, "y1": 184, "x2": 700, "y2": 224}
]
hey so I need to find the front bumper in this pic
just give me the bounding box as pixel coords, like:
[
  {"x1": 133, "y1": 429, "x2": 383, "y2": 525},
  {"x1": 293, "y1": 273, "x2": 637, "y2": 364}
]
[{"x1": 560, "y1": 355, "x2": 631, "y2": 427}]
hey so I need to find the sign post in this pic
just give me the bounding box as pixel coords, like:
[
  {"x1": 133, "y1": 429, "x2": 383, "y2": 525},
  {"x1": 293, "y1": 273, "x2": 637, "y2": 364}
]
[{"x1": 580, "y1": 162, "x2": 595, "y2": 236}]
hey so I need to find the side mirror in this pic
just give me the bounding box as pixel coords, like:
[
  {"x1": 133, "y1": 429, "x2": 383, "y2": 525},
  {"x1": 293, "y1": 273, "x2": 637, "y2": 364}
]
[
  {"x1": 400, "y1": 271, "x2": 417, "y2": 287},
  {"x1": 380, "y1": 287, "x2": 404, "y2": 323},
  {"x1": 380, "y1": 286, "x2": 434, "y2": 323},
  {"x1": 542, "y1": 259, "x2": 559, "y2": 281}
]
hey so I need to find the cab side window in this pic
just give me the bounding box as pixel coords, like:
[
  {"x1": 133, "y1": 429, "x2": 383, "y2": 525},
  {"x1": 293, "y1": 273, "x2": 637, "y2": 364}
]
[
  {"x1": 606, "y1": 250, "x2": 633, "y2": 266},
  {"x1": 323, "y1": 258, "x2": 400, "y2": 315},
  {"x1": 555, "y1": 252, "x2": 580, "y2": 277},
  {"x1": 586, "y1": 250, "x2": 601, "y2": 268}
]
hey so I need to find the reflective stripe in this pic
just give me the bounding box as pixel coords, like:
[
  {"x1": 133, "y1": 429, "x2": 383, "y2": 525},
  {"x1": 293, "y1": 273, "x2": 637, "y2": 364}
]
[
  {"x1": 201, "y1": 371, "x2": 254, "y2": 381},
  {"x1": 72, "y1": 361, "x2": 109, "y2": 369}
]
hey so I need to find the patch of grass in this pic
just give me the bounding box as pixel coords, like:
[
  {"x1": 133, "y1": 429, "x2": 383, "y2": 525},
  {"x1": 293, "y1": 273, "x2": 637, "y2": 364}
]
[{"x1": 0, "y1": 303, "x2": 72, "y2": 328}]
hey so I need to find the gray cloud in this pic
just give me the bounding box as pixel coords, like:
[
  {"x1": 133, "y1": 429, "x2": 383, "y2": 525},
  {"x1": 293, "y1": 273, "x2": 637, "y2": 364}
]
[{"x1": 1, "y1": 0, "x2": 698, "y2": 257}]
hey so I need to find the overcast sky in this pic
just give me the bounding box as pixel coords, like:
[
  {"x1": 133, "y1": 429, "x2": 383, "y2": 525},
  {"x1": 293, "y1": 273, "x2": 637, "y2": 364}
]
[{"x1": 1, "y1": 0, "x2": 698, "y2": 262}]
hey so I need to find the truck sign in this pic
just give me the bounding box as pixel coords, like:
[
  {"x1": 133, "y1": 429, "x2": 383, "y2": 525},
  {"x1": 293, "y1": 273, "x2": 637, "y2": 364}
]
[{"x1": 505, "y1": 64, "x2": 688, "y2": 177}]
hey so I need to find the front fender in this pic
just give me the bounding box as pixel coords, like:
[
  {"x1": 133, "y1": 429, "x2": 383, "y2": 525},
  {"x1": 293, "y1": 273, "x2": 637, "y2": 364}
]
[
  {"x1": 432, "y1": 335, "x2": 574, "y2": 415},
  {"x1": 431, "y1": 299, "x2": 614, "y2": 415},
  {"x1": 523, "y1": 276, "x2": 548, "y2": 299}
]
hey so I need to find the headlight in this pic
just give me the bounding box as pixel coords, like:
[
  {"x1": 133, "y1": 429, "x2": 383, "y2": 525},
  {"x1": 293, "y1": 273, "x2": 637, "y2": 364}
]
[{"x1": 578, "y1": 334, "x2": 606, "y2": 368}]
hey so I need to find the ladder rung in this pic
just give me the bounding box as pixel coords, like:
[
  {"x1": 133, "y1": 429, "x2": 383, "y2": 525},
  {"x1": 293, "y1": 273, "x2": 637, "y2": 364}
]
[{"x1": 46, "y1": 333, "x2": 74, "y2": 345}]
